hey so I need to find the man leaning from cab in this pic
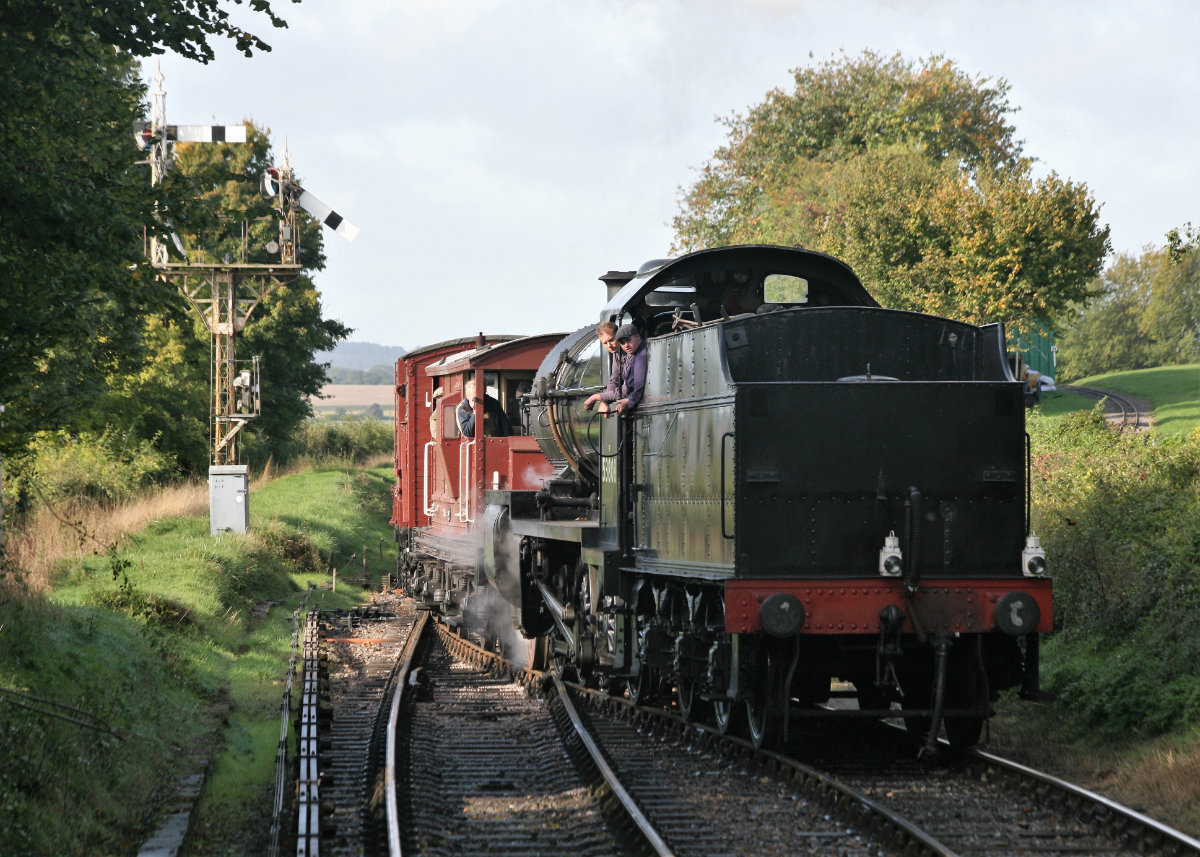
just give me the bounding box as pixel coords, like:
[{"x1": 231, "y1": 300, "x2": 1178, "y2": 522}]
[{"x1": 608, "y1": 323, "x2": 647, "y2": 415}]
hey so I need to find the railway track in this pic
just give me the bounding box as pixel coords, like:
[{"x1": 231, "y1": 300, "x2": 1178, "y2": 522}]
[
  {"x1": 1061, "y1": 384, "x2": 1151, "y2": 430},
  {"x1": 297, "y1": 593, "x2": 1199, "y2": 856},
  {"x1": 290, "y1": 594, "x2": 423, "y2": 857},
  {"x1": 780, "y1": 717, "x2": 1200, "y2": 857}
]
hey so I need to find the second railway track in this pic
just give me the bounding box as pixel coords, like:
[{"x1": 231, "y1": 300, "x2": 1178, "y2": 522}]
[
  {"x1": 1061, "y1": 384, "x2": 1151, "y2": 430},
  {"x1": 302, "y1": 592, "x2": 1200, "y2": 857}
]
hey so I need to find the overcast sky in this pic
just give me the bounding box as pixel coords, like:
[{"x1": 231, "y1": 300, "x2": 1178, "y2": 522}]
[{"x1": 145, "y1": 0, "x2": 1200, "y2": 350}]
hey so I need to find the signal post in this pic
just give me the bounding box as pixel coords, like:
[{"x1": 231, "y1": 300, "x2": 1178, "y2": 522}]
[{"x1": 141, "y1": 67, "x2": 355, "y2": 534}]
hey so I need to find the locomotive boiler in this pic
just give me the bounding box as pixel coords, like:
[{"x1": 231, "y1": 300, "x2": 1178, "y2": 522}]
[{"x1": 392, "y1": 244, "x2": 1051, "y2": 752}]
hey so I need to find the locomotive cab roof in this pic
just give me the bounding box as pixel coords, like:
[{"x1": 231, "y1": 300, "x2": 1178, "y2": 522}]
[{"x1": 601, "y1": 244, "x2": 878, "y2": 331}]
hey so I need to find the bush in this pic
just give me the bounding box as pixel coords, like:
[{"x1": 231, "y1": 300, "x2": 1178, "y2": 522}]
[
  {"x1": 4, "y1": 430, "x2": 176, "y2": 514},
  {"x1": 279, "y1": 416, "x2": 392, "y2": 465},
  {"x1": 1030, "y1": 407, "x2": 1200, "y2": 733}
]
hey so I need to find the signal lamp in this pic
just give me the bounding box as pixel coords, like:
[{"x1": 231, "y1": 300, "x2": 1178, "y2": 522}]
[
  {"x1": 879, "y1": 531, "x2": 903, "y2": 577},
  {"x1": 1022, "y1": 534, "x2": 1047, "y2": 577}
]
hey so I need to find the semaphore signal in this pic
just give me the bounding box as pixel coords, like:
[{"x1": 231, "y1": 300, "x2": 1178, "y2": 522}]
[{"x1": 139, "y1": 64, "x2": 356, "y2": 534}]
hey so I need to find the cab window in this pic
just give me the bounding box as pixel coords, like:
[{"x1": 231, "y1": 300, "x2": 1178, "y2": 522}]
[{"x1": 764, "y1": 274, "x2": 809, "y2": 304}]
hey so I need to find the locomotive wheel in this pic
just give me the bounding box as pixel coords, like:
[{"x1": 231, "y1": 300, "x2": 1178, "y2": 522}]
[
  {"x1": 713, "y1": 696, "x2": 745, "y2": 736},
  {"x1": 627, "y1": 667, "x2": 660, "y2": 706},
  {"x1": 508, "y1": 635, "x2": 549, "y2": 672},
  {"x1": 745, "y1": 689, "x2": 779, "y2": 749},
  {"x1": 745, "y1": 650, "x2": 782, "y2": 749},
  {"x1": 944, "y1": 642, "x2": 988, "y2": 748},
  {"x1": 675, "y1": 676, "x2": 710, "y2": 722},
  {"x1": 551, "y1": 638, "x2": 579, "y2": 682}
]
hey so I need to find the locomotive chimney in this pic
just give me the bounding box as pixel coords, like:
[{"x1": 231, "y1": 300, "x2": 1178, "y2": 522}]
[{"x1": 599, "y1": 270, "x2": 636, "y2": 302}]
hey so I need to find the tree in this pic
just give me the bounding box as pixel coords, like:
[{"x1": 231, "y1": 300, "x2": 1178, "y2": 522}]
[
  {"x1": 2, "y1": 0, "x2": 295, "y2": 63},
  {"x1": 241, "y1": 276, "x2": 351, "y2": 464},
  {"x1": 85, "y1": 311, "x2": 212, "y2": 474},
  {"x1": 672, "y1": 50, "x2": 1110, "y2": 330},
  {"x1": 1056, "y1": 242, "x2": 1200, "y2": 381},
  {"x1": 170, "y1": 123, "x2": 348, "y2": 467},
  {"x1": 0, "y1": 0, "x2": 300, "y2": 461},
  {"x1": 0, "y1": 35, "x2": 162, "y2": 459}
]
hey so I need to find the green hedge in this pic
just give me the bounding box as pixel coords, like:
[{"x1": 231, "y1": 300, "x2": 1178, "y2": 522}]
[{"x1": 1030, "y1": 407, "x2": 1200, "y2": 735}]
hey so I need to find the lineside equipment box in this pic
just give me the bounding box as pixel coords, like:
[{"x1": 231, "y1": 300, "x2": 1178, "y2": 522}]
[{"x1": 209, "y1": 464, "x2": 249, "y2": 534}]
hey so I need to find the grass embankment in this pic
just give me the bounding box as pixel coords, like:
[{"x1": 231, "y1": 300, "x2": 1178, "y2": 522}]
[
  {"x1": 0, "y1": 464, "x2": 396, "y2": 856},
  {"x1": 1040, "y1": 364, "x2": 1200, "y2": 437},
  {"x1": 990, "y1": 364, "x2": 1200, "y2": 835}
]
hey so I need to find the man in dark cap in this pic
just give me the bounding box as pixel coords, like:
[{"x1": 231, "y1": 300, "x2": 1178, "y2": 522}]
[{"x1": 611, "y1": 323, "x2": 647, "y2": 414}]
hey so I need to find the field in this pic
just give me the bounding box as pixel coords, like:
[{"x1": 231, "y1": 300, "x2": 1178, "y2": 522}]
[{"x1": 313, "y1": 384, "x2": 395, "y2": 416}]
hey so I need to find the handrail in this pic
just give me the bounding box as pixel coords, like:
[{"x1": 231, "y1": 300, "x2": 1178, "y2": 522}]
[
  {"x1": 422, "y1": 441, "x2": 436, "y2": 516},
  {"x1": 720, "y1": 431, "x2": 734, "y2": 539},
  {"x1": 458, "y1": 439, "x2": 476, "y2": 523}
]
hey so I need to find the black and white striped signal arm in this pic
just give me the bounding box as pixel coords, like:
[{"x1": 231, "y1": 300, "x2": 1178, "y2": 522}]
[
  {"x1": 134, "y1": 120, "x2": 248, "y2": 150},
  {"x1": 262, "y1": 167, "x2": 359, "y2": 242}
]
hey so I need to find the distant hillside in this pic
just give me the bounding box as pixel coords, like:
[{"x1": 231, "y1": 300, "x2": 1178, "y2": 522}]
[
  {"x1": 315, "y1": 341, "x2": 407, "y2": 371},
  {"x1": 326, "y1": 366, "x2": 393, "y2": 384}
]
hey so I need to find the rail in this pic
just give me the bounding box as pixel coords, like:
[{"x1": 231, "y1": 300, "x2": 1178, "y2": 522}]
[
  {"x1": 295, "y1": 610, "x2": 321, "y2": 857},
  {"x1": 383, "y1": 611, "x2": 429, "y2": 857},
  {"x1": 549, "y1": 673, "x2": 676, "y2": 857},
  {"x1": 969, "y1": 746, "x2": 1200, "y2": 855},
  {"x1": 267, "y1": 587, "x2": 315, "y2": 857},
  {"x1": 1062, "y1": 385, "x2": 1147, "y2": 431}
]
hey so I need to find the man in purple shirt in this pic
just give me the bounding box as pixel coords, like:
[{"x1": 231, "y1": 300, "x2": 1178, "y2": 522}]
[{"x1": 611, "y1": 323, "x2": 647, "y2": 414}]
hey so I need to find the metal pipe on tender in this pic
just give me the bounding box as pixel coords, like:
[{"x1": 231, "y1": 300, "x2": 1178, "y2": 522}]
[
  {"x1": 903, "y1": 485, "x2": 923, "y2": 596},
  {"x1": 536, "y1": 581, "x2": 576, "y2": 653},
  {"x1": 921, "y1": 632, "x2": 952, "y2": 759}
]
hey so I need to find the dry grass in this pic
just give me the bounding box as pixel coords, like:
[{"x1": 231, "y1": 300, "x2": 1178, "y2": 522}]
[
  {"x1": 1099, "y1": 732, "x2": 1200, "y2": 834},
  {"x1": 3, "y1": 480, "x2": 208, "y2": 594},
  {"x1": 989, "y1": 703, "x2": 1200, "y2": 837}
]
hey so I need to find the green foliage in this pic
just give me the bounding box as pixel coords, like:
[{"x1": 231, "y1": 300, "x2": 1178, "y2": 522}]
[
  {"x1": 92, "y1": 555, "x2": 193, "y2": 626},
  {"x1": 0, "y1": 1, "x2": 301, "y2": 460},
  {"x1": 253, "y1": 519, "x2": 325, "y2": 574},
  {"x1": 1042, "y1": 642, "x2": 1200, "y2": 737},
  {"x1": 167, "y1": 124, "x2": 351, "y2": 470},
  {"x1": 1029, "y1": 408, "x2": 1200, "y2": 734},
  {"x1": 94, "y1": 313, "x2": 212, "y2": 474},
  {"x1": 1056, "y1": 244, "x2": 1200, "y2": 381},
  {"x1": 0, "y1": 462, "x2": 394, "y2": 856},
  {"x1": 0, "y1": 0, "x2": 332, "y2": 478},
  {"x1": 1166, "y1": 221, "x2": 1197, "y2": 264},
  {"x1": 672, "y1": 50, "x2": 1110, "y2": 331},
  {"x1": 0, "y1": 597, "x2": 214, "y2": 856},
  {"x1": 0, "y1": 33, "x2": 164, "y2": 458},
  {"x1": 4, "y1": 0, "x2": 295, "y2": 63},
  {"x1": 5, "y1": 430, "x2": 177, "y2": 512},
  {"x1": 279, "y1": 417, "x2": 393, "y2": 465}
]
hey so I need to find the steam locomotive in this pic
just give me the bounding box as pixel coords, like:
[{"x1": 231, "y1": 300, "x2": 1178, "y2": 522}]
[{"x1": 391, "y1": 244, "x2": 1051, "y2": 751}]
